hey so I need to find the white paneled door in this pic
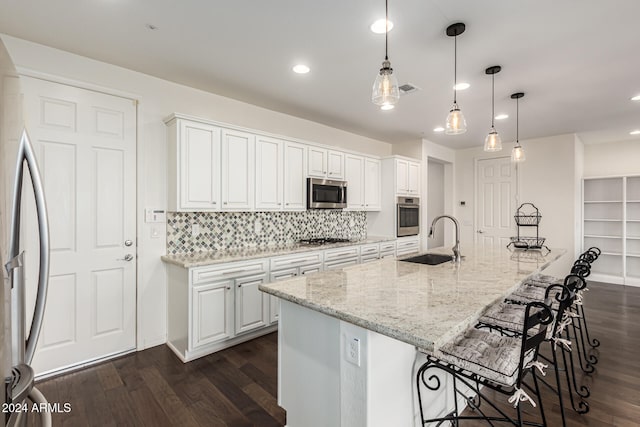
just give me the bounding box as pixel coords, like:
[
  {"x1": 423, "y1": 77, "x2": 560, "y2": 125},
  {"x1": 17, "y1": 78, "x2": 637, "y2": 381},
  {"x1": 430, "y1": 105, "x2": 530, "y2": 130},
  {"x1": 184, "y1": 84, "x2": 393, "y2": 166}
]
[
  {"x1": 476, "y1": 157, "x2": 517, "y2": 248},
  {"x1": 21, "y1": 76, "x2": 137, "y2": 375}
]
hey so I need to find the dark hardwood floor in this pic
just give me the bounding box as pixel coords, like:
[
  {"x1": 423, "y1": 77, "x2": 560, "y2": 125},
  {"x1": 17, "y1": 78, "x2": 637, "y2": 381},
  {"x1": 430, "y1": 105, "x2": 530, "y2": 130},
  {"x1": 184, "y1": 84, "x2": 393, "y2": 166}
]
[{"x1": 30, "y1": 281, "x2": 639, "y2": 426}]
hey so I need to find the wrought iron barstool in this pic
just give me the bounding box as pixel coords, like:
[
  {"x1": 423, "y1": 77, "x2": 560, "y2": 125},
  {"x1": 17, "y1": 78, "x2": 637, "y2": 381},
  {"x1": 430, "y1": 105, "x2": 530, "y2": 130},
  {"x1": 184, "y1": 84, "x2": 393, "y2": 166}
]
[
  {"x1": 476, "y1": 275, "x2": 590, "y2": 420},
  {"x1": 416, "y1": 300, "x2": 556, "y2": 426}
]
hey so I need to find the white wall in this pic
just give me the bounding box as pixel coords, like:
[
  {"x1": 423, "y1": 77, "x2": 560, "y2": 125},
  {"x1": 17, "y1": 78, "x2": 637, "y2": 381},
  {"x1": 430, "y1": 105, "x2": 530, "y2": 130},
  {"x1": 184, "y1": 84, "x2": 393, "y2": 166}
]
[
  {"x1": 427, "y1": 160, "x2": 445, "y2": 248},
  {"x1": 1, "y1": 35, "x2": 393, "y2": 349},
  {"x1": 391, "y1": 140, "x2": 421, "y2": 160},
  {"x1": 455, "y1": 134, "x2": 580, "y2": 276},
  {"x1": 584, "y1": 139, "x2": 640, "y2": 177}
]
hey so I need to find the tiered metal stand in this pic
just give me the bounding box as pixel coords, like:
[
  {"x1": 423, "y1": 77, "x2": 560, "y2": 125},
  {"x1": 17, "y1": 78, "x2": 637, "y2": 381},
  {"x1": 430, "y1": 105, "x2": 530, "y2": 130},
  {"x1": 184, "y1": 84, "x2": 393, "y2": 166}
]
[{"x1": 507, "y1": 203, "x2": 550, "y2": 251}]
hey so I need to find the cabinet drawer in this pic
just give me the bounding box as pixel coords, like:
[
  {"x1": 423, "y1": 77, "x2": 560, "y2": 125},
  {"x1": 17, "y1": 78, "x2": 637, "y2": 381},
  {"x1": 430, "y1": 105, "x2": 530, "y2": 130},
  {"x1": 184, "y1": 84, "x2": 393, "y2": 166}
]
[
  {"x1": 270, "y1": 268, "x2": 298, "y2": 282},
  {"x1": 359, "y1": 243, "x2": 379, "y2": 256},
  {"x1": 324, "y1": 246, "x2": 360, "y2": 262},
  {"x1": 270, "y1": 252, "x2": 323, "y2": 271},
  {"x1": 361, "y1": 254, "x2": 380, "y2": 264},
  {"x1": 192, "y1": 260, "x2": 267, "y2": 285},
  {"x1": 379, "y1": 241, "x2": 396, "y2": 252},
  {"x1": 325, "y1": 259, "x2": 359, "y2": 270}
]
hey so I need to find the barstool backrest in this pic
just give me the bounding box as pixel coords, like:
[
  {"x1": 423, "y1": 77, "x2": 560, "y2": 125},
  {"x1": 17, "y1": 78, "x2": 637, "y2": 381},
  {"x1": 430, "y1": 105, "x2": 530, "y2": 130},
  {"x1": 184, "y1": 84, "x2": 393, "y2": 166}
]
[{"x1": 516, "y1": 301, "x2": 554, "y2": 385}]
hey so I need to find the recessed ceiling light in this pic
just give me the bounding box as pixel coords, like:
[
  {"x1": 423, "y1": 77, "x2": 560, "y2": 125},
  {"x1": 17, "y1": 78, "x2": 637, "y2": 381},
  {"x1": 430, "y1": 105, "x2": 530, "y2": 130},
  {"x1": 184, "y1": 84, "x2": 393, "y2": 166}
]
[
  {"x1": 453, "y1": 82, "x2": 470, "y2": 90},
  {"x1": 433, "y1": 127, "x2": 445, "y2": 132},
  {"x1": 630, "y1": 130, "x2": 640, "y2": 135},
  {"x1": 370, "y1": 19, "x2": 394, "y2": 34},
  {"x1": 380, "y1": 103, "x2": 395, "y2": 111},
  {"x1": 495, "y1": 114, "x2": 509, "y2": 120},
  {"x1": 292, "y1": 64, "x2": 310, "y2": 74},
  {"x1": 631, "y1": 95, "x2": 640, "y2": 101}
]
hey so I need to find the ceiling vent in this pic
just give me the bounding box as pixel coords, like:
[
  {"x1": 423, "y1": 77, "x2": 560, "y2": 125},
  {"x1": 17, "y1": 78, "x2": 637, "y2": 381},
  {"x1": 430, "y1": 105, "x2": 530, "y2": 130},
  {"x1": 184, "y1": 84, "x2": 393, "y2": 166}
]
[{"x1": 399, "y1": 83, "x2": 420, "y2": 95}]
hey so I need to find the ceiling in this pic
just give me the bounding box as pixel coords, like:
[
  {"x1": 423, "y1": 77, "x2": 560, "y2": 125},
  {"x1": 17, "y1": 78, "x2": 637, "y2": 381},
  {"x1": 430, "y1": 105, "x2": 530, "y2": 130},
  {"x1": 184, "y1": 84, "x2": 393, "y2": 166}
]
[{"x1": 1, "y1": 0, "x2": 639, "y2": 148}]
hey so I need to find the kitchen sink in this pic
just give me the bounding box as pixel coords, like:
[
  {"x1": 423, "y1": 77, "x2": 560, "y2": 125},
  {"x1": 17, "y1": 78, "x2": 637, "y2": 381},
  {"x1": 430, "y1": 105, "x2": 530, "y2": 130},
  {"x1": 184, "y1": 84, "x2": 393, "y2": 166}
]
[{"x1": 400, "y1": 253, "x2": 454, "y2": 265}]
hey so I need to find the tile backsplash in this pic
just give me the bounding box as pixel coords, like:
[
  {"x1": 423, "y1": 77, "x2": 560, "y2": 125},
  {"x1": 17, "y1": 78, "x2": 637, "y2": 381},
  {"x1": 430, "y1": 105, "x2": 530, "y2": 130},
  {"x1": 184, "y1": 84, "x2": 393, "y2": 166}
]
[{"x1": 167, "y1": 210, "x2": 367, "y2": 254}]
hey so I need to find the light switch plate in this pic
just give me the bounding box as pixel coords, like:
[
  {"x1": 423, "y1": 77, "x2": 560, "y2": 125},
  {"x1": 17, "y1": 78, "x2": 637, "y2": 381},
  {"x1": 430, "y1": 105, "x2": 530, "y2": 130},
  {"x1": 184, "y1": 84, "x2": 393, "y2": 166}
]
[{"x1": 145, "y1": 208, "x2": 166, "y2": 223}]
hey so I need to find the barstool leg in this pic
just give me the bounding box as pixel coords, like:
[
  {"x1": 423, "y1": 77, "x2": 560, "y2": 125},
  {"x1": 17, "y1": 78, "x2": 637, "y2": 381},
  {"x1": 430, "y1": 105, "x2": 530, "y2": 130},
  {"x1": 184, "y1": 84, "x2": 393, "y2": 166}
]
[
  {"x1": 578, "y1": 304, "x2": 600, "y2": 348},
  {"x1": 532, "y1": 369, "x2": 547, "y2": 427},
  {"x1": 551, "y1": 346, "x2": 567, "y2": 427}
]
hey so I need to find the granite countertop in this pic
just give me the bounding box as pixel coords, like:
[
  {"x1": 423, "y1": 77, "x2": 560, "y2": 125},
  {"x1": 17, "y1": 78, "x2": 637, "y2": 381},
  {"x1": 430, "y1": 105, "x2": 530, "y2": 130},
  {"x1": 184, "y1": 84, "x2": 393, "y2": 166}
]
[
  {"x1": 161, "y1": 235, "x2": 398, "y2": 268},
  {"x1": 259, "y1": 245, "x2": 566, "y2": 353}
]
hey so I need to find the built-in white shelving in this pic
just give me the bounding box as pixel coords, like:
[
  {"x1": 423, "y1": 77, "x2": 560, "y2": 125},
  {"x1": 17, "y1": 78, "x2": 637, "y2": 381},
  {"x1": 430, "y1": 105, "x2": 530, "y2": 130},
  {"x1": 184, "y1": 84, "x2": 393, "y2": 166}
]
[{"x1": 583, "y1": 175, "x2": 640, "y2": 286}]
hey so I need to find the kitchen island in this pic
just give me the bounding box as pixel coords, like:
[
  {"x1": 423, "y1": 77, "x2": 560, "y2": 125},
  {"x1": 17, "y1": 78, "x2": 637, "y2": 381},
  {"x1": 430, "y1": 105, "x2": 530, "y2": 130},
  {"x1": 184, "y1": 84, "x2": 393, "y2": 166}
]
[{"x1": 259, "y1": 245, "x2": 566, "y2": 427}]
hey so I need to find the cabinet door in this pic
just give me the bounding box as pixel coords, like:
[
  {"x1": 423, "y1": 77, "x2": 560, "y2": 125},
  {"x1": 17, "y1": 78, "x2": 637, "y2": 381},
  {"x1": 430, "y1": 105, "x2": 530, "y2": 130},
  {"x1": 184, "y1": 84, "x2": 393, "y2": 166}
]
[
  {"x1": 179, "y1": 120, "x2": 221, "y2": 210},
  {"x1": 396, "y1": 159, "x2": 409, "y2": 194},
  {"x1": 408, "y1": 162, "x2": 420, "y2": 195},
  {"x1": 235, "y1": 274, "x2": 269, "y2": 334},
  {"x1": 364, "y1": 158, "x2": 381, "y2": 211},
  {"x1": 269, "y1": 268, "x2": 298, "y2": 324},
  {"x1": 255, "y1": 136, "x2": 283, "y2": 210},
  {"x1": 299, "y1": 263, "x2": 322, "y2": 276},
  {"x1": 284, "y1": 141, "x2": 307, "y2": 210},
  {"x1": 191, "y1": 280, "x2": 233, "y2": 349},
  {"x1": 345, "y1": 154, "x2": 365, "y2": 209},
  {"x1": 221, "y1": 129, "x2": 254, "y2": 210},
  {"x1": 327, "y1": 150, "x2": 344, "y2": 179},
  {"x1": 308, "y1": 147, "x2": 327, "y2": 178}
]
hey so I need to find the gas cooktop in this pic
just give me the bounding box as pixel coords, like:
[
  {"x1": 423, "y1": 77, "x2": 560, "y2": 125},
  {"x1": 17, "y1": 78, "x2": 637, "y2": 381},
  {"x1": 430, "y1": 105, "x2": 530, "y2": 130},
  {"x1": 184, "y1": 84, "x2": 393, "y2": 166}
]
[{"x1": 298, "y1": 238, "x2": 352, "y2": 245}]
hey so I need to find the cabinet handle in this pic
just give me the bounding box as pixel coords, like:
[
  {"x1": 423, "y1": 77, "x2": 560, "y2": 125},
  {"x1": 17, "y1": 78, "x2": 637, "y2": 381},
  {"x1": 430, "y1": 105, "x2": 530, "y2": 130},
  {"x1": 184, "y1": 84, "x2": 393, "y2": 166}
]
[
  {"x1": 286, "y1": 203, "x2": 290, "y2": 206},
  {"x1": 222, "y1": 268, "x2": 255, "y2": 275},
  {"x1": 238, "y1": 284, "x2": 241, "y2": 288},
  {"x1": 226, "y1": 286, "x2": 231, "y2": 290},
  {"x1": 223, "y1": 202, "x2": 228, "y2": 205},
  {"x1": 212, "y1": 202, "x2": 217, "y2": 205},
  {"x1": 330, "y1": 251, "x2": 355, "y2": 257}
]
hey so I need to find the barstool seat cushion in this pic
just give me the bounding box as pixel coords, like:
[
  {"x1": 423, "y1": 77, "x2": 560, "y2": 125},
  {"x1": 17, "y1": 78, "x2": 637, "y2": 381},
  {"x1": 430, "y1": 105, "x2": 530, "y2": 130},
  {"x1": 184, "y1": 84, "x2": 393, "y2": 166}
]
[
  {"x1": 435, "y1": 328, "x2": 532, "y2": 388},
  {"x1": 479, "y1": 302, "x2": 529, "y2": 333},
  {"x1": 506, "y1": 283, "x2": 546, "y2": 303},
  {"x1": 525, "y1": 273, "x2": 561, "y2": 288}
]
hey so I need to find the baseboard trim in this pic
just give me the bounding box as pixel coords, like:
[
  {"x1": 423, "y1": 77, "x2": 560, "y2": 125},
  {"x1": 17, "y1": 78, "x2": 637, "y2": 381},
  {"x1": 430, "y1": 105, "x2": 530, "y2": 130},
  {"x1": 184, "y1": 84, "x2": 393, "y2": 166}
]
[{"x1": 34, "y1": 348, "x2": 136, "y2": 382}]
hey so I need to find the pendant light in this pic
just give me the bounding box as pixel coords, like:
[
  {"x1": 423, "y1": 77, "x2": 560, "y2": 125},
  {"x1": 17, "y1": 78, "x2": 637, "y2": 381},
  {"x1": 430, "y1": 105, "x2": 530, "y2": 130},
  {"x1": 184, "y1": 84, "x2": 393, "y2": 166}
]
[
  {"x1": 445, "y1": 23, "x2": 467, "y2": 135},
  {"x1": 371, "y1": 0, "x2": 399, "y2": 110},
  {"x1": 483, "y1": 66, "x2": 503, "y2": 152},
  {"x1": 510, "y1": 92, "x2": 526, "y2": 162}
]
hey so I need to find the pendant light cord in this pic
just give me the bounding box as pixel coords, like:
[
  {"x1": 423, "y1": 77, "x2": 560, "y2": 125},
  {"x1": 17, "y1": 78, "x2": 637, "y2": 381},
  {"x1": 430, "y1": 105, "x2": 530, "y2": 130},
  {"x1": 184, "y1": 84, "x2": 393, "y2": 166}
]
[
  {"x1": 384, "y1": 0, "x2": 389, "y2": 60},
  {"x1": 516, "y1": 97, "x2": 520, "y2": 143},
  {"x1": 453, "y1": 34, "x2": 457, "y2": 103},
  {"x1": 491, "y1": 74, "x2": 495, "y2": 127}
]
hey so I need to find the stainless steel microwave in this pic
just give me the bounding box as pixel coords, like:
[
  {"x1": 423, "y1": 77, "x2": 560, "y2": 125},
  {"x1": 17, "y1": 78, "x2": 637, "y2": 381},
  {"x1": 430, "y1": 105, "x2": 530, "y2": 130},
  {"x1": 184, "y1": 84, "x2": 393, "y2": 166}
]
[
  {"x1": 397, "y1": 196, "x2": 420, "y2": 237},
  {"x1": 307, "y1": 178, "x2": 347, "y2": 209}
]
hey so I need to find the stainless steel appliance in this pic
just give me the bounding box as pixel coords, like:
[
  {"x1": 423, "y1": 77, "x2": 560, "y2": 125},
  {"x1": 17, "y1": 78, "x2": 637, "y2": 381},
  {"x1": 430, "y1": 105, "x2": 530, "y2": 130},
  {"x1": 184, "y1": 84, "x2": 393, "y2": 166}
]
[
  {"x1": 1, "y1": 38, "x2": 52, "y2": 427},
  {"x1": 307, "y1": 178, "x2": 347, "y2": 209},
  {"x1": 397, "y1": 197, "x2": 420, "y2": 237}
]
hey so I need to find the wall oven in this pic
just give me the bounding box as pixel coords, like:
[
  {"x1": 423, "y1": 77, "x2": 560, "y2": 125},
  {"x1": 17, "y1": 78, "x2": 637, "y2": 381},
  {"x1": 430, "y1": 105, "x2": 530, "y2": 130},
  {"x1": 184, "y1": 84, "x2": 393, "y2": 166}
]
[
  {"x1": 307, "y1": 178, "x2": 347, "y2": 209},
  {"x1": 397, "y1": 197, "x2": 420, "y2": 237}
]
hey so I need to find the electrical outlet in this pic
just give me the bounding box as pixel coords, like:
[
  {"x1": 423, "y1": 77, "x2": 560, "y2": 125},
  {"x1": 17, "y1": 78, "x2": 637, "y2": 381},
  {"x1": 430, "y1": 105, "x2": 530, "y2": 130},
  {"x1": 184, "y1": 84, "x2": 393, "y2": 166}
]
[
  {"x1": 345, "y1": 334, "x2": 361, "y2": 366},
  {"x1": 191, "y1": 223, "x2": 200, "y2": 237}
]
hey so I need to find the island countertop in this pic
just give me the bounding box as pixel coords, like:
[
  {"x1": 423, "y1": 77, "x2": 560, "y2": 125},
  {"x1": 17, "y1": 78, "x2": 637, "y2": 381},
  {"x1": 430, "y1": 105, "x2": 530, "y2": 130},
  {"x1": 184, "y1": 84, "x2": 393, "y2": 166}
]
[{"x1": 259, "y1": 245, "x2": 566, "y2": 353}]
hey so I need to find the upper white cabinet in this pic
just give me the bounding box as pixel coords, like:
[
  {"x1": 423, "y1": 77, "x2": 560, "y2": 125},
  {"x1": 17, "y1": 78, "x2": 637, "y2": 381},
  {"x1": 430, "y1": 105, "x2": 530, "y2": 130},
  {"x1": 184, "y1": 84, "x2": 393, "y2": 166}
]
[
  {"x1": 255, "y1": 136, "x2": 283, "y2": 210},
  {"x1": 221, "y1": 129, "x2": 255, "y2": 210},
  {"x1": 396, "y1": 158, "x2": 420, "y2": 196},
  {"x1": 345, "y1": 154, "x2": 381, "y2": 211},
  {"x1": 308, "y1": 147, "x2": 344, "y2": 179},
  {"x1": 284, "y1": 141, "x2": 307, "y2": 210},
  {"x1": 364, "y1": 157, "x2": 382, "y2": 210},
  {"x1": 167, "y1": 118, "x2": 221, "y2": 211}
]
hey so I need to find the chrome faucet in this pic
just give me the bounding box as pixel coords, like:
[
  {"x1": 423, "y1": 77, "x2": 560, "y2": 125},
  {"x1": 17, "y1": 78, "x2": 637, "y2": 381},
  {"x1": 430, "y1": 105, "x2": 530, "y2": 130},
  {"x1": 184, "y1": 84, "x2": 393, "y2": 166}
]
[{"x1": 429, "y1": 215, "x2": 461, "y2": 263}]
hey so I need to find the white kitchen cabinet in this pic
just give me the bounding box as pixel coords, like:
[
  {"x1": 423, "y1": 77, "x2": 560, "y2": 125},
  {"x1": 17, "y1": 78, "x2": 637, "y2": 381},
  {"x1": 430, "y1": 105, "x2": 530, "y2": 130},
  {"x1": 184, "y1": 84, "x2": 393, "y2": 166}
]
[
  {"x1": 396, "y1": 236, "x2": 420, "y2": 256},
  {"x1": 308, "y1": 147, "x2": 344, "y2": 179},
  {"x1": 192, "y1": 280, "x2": 233, "y2": 348},
  {"x1": 284, "y1": 141, "x2": 307, "y2": 211},
  {"x1": 360, "y1": 243, "x2": 380, "y2": 263},
  {"x1": 221, "y1": 129, "x2": 255, "y2": 210},
  {"x1": 345, "y1": 154, "x2": 365, "y2": 209},
  {"x1": 364, "y1": 158, "x2": 382, "y2": 211},
  {"x1": 166, "y1": 117, "x2": 221, "y2": 211},
  {"x1": 255, "y1": 136, "x2": 283, "y2": 210},
  {"x1": 380, "y1": 241, "x2": 397, "y2": 259},
  {"x1": 396, "y1": 158, "x2": 421, "y2": 196},
  {"x1": 345, "y1": 155, "x2": 381, "y2": 211},
  {"x1": 235, "y1": 273, "x2": 270, "y2": 334},
  {"x1": 327, "y1": 150, "x2": 345, "y2": 179}
]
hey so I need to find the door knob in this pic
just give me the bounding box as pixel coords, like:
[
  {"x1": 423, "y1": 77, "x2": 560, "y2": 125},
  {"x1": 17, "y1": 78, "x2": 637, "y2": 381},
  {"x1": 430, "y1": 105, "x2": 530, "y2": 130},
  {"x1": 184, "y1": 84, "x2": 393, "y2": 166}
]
[
  {"x1": 477, "y1": 230, "x2": 485, "y2": 234},
  {"x1": 124, "y1": 240, "x2": 133, "y2": 247},
  {"x1": 118, "y1": 254, "x2": 134, "y2": 261}
]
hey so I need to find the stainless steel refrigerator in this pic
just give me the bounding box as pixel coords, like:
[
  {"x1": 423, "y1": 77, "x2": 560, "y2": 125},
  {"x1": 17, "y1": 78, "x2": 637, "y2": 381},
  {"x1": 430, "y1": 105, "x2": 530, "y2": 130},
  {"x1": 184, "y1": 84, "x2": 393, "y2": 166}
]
[{"x1": 0, "y1": 38, "x2": 52, "y2": 427}]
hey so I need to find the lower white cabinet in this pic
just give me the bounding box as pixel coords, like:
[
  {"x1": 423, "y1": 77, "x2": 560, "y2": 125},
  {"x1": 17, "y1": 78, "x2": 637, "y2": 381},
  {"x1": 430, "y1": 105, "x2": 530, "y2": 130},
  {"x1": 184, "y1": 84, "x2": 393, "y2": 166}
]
[
  {"x1": 396, "y1": 236, "x2": 421, "y2": 256},
  {"x1": 166, "y1": 259, "x2": 274, "y2": 362},
  {"x1": 192, "y1": 280, "x2": 233, "y2": 348},
  {"x1": 235, "y1": 273, "x2": 270, "y2": 334}
]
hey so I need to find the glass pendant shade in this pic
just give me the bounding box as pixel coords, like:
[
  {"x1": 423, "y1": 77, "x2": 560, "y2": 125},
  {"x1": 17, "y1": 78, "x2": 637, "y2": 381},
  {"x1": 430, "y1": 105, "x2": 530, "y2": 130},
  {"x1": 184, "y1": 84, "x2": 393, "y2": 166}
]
[
  {"x1": 372, "y1": 61, "x2": 399, "y2": 107},
  {"x1": 445, "y1": 103, "x2": 467, "y2": 135},
  {"x1": 511, "y1": 144, "x2": 526, "y2": 162},
  {"x1": 484, "y1": 127, "x2": 502, "y2": 151}
]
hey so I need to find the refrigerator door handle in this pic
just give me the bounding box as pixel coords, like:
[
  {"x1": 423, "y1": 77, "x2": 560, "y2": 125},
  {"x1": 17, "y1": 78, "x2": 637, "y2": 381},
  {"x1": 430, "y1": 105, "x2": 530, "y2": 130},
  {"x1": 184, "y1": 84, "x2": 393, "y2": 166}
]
[{"x1": 9, "y1": 129, "x2": 50, "y2": 365}]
